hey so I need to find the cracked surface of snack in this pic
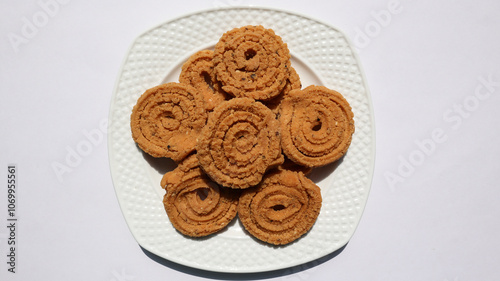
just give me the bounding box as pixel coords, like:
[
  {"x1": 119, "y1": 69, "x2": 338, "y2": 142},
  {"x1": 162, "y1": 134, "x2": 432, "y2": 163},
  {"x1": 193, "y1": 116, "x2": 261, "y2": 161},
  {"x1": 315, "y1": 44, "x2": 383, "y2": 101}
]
[
  {"x1": 213, "y1": 25, "x2": 291, "y2": 101},
  {"x1": 161, "y1": 154, "x2": 239, "y2": 237},
  {"x1": 179, "y1": 50, "x2": 227, "y2": 111},
  {"x1": 197, "y1": 97, "x2": 284, "y2": 189},
  {"x1": 130, "y1": 82, "x2": 207, "y2": 162},
  {"x1": 279, "y1": 85, "x2": 355, "y2": 167},
  {"x1": 238, "y1": 169, "x2": 322, "y2": 245}
]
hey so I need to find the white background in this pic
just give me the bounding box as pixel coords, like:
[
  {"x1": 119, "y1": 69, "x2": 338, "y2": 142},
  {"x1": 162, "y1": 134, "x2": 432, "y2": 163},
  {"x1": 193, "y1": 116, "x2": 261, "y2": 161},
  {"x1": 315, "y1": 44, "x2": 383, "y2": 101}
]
[{"x1": 1, "y1": 0, "x2": 500, "y2": 280}]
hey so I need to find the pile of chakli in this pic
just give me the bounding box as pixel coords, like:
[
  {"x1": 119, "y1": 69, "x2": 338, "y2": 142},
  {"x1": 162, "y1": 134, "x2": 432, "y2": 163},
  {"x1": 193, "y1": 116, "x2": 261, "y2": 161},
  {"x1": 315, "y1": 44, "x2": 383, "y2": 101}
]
[{"x1": 130, "y1": 25, "x2": 355, "y2": 245}]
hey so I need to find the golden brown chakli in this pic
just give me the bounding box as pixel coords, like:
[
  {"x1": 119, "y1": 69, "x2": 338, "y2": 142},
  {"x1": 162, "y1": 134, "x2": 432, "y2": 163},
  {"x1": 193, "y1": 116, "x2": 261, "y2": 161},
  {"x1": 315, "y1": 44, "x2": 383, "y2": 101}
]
[
  {"x1": 196, "y1": 97, "x2": 283, "y2": 189},
  {"x1": 130, "y1": 82, "x2": 207, "y2": 162},
  {"x1": 238, "y1": 169, "x2": 322, "y2": 245},
  {"x1": 279, "y1": 85, "x2": 355, "y2": 167},
  {"x1": 161, "y1": 155, "x2": 239, "y2": 237},
  {"x1": 179, "y1": 50, "x2": 227, "y2": 111},
  {"x1": 213, "y1": 25, "x2": 291, "y2": 101}
]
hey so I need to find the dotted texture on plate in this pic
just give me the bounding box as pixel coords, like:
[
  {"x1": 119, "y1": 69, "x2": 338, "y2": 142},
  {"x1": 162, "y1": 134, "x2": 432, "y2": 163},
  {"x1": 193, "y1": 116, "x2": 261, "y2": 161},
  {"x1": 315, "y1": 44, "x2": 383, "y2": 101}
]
[{"x1": 108, "y1": 7, "x2": 375, "y2": 273}]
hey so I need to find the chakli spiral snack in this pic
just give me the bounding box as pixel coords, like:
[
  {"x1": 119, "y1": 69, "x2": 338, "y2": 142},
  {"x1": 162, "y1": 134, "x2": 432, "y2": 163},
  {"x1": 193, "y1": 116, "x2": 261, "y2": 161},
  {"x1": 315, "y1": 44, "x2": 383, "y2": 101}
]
[
  {"x1": 279, "y1": 85, "x2": 355, "y2": 167},
  {"x1": 130, "y1": 82, "x2": 207, "y2": 162},
  {"x1": 213, "y1": 25, "x2": 291, "y2": 101},
  {"x1": 197, "y1": 97, "x2": 284, "y2": 189},
  {"x1": 179, "y1": 50, "x2": 227, "y2": 111},
  {"x1": 161, "y1": 154, "x2": 239, "y2": 237},
  {"x1": 238, "y1": 169, "x2": 322, "y2": 245}
]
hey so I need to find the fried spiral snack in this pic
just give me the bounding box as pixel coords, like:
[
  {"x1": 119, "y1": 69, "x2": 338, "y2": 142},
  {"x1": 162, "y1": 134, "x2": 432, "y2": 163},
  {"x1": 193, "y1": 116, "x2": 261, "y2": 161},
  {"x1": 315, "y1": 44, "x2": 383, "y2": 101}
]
[
  {"x1": 179, "y1": 50, "x2": 227, "y2": 111},
  {"x1": 197, "y1": 98, "x2": 284, "y2": 189},
  {"x1": 161, "y1": 155, "x2": 239, "y2": 237},
  {"x1": 130, "y1": 82, "x2": 207, "y2": 162},
  {"x1": 279, "y1": 85, "x2": 355, "y2": 167},
  {"x1": 213, "y1": 25, "x2": 291, "y2": 101},
  {"x1": 238, "y1": 170, "x2": 322, "y2": 245}
]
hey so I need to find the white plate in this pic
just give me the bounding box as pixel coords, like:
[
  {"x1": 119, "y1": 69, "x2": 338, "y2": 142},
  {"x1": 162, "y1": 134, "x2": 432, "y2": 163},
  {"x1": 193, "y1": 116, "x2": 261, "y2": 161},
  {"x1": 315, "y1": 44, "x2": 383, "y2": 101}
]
[{"x1": 108, "y1": 6, "x2": 375, "y2": 273}]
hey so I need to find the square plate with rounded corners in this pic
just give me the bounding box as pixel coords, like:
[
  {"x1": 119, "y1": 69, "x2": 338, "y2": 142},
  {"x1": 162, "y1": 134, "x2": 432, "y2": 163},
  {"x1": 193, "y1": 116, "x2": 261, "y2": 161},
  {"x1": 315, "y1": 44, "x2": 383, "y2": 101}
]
[{"x1": 108, "y1": 6, "x2": 375, "y2": 273}]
